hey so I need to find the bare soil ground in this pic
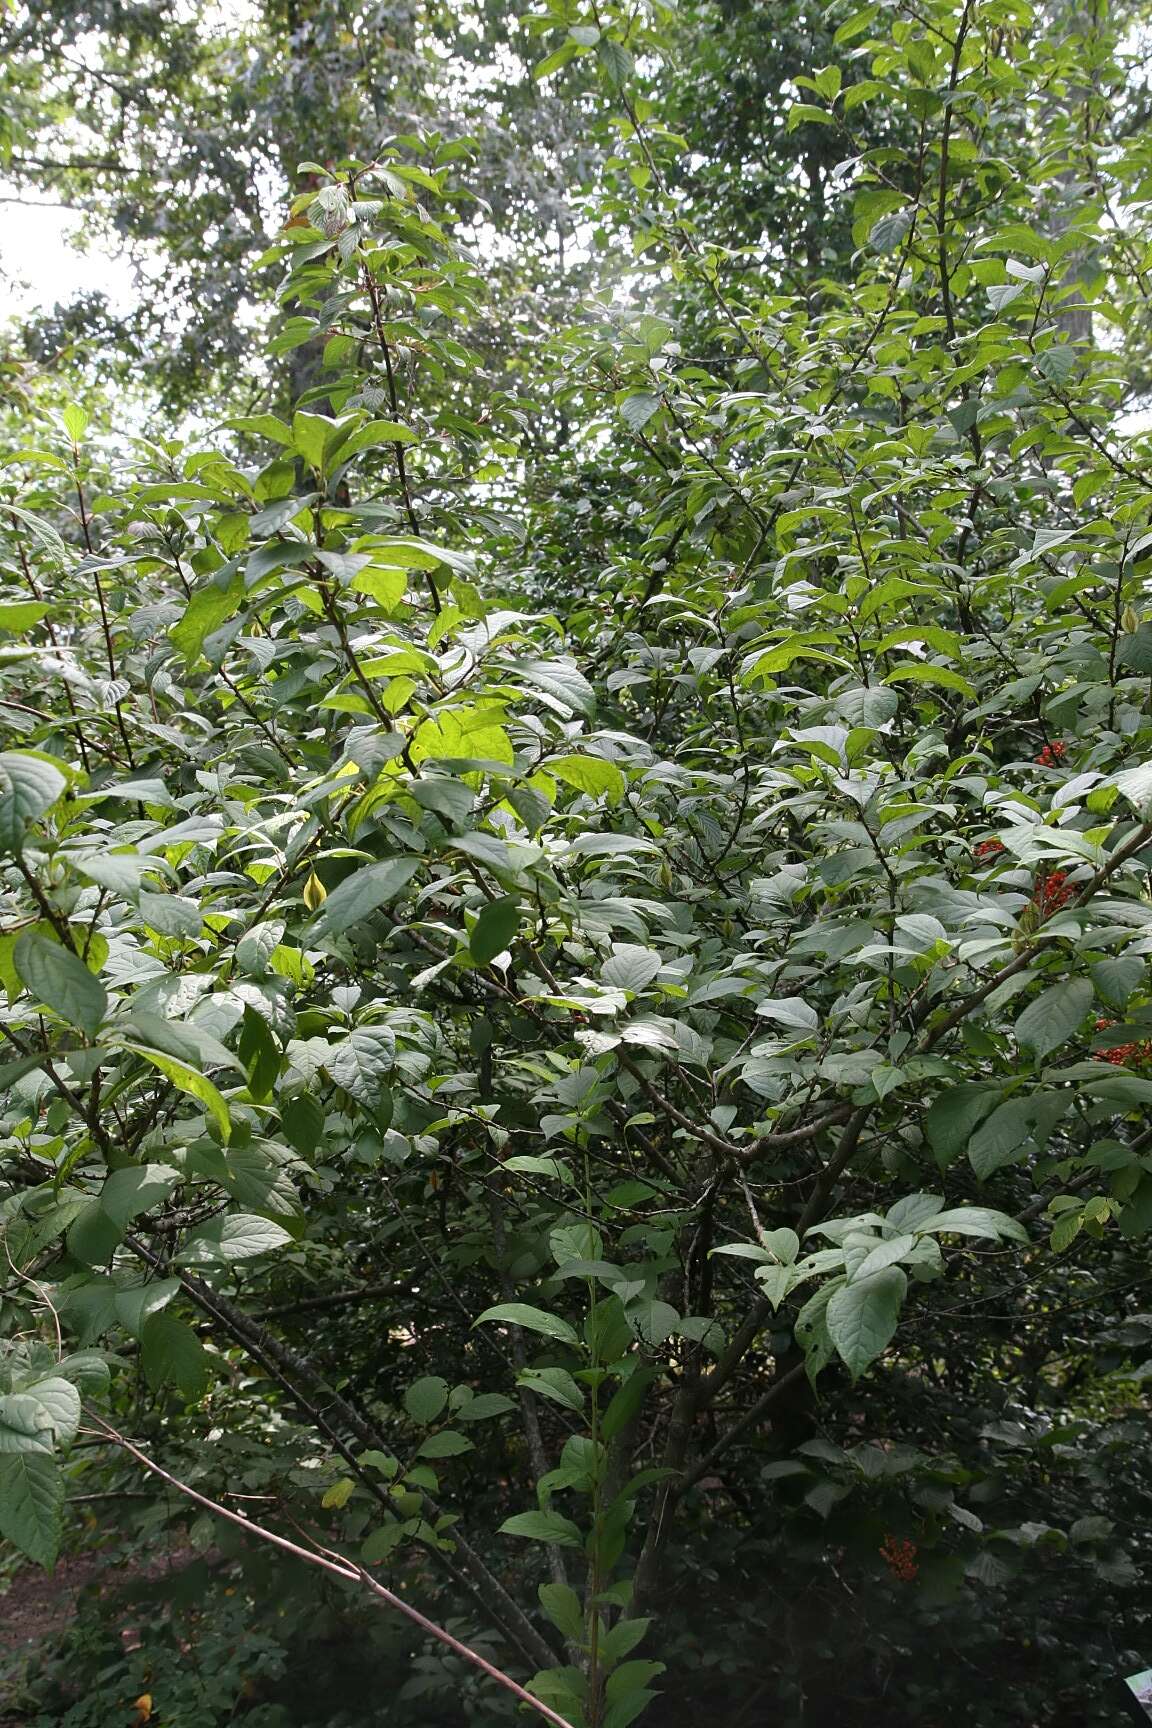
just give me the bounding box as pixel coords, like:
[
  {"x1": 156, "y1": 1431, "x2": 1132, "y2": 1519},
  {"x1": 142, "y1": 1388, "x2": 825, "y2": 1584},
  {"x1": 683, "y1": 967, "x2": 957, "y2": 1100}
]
[{"x1": 0, "y1": 1544, "x2": 203, "y2": 1723}]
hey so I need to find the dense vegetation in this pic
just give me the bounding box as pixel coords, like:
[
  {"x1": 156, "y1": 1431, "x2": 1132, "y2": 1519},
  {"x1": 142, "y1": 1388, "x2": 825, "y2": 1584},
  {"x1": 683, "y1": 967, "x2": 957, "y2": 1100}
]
[{"x1": 1, "y1": 0, "x2": 1151, "y2": 1723}]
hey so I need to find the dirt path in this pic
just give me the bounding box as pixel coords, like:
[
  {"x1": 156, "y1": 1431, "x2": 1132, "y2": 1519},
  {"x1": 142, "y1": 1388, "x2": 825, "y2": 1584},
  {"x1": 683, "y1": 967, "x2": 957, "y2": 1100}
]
[{"x1": 0, "y1": 1552, "x2": 112, "y2": 1661}]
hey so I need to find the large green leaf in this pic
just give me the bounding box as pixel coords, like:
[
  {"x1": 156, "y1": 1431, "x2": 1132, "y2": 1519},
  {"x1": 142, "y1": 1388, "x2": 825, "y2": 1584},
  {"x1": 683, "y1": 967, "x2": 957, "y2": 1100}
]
[
  {"x1": 508, "y1": 657, "x2": 596, "y2": 717},
  {"x1": 966, "y1": 1099, "x2": 1035, "y2": 1179},
  {"x1": 310, "y1": 857, "x2": 421, "y2": 938},
  {"x1": 0, "y1": 1452, "x2": 63, "y2": 1567},
  {"x1": 0, "y1": 1394, "x2": 56, "y2": 1454},
  {"x1": 826, "y1": 1269, "x2": 906, "y2": 1378},
  {"x1": 0, "y1": 601, "x2": 50, "y2": 632},
  {"x1": 13, "y1": 932, "x2": 107, "y2": 1037},
  {"x1": 498, "y1": 1510, "x2": 584, "y2": 1547},
  {"x1": 177, "y1": 1213, "x2": 292, "y2": 1264},
  {"x1": 18, "y1": 1378, "x2": 81, "y2": 1449},
  {"x1": 101, "y1": 1165, "x2": 180, "y2": 1228},
  {"x1": 551, "y1": 754, "x2": 625, "y2": 803},
  {"x1": 404, "y1": 1376, "x2": 450, "y2": 1423},
  {"x1": 469, "y1": 894, "x2": 520, "y2": 965},
  {"x1": 476, "y1": 1303, "x2": 580, "y2": 1347},
  {"x1": 0, "y1": 752, "x2": 67, "y2": 854},
  {"x1": 601, "y1": 945, "x2": 663, "y2": 993},
  {"x1": 327, "y1": 1027, "x2": 396, "y2": 1102},
  {"x1": 1015, "y1": 979, "x2": 1093, "y2": 1060},
  {"x1": 924, "y1": 1084, "x2": 1001, "y2": 1164},
  {"x1": 141, "y1": 1311, "x2": 211, "y2": 1400},
  {"x1": 123, "y1": 1046, "x2": 232, "y2": 1142},
  {"x1": 170, "y1": 574, "x2": 243, "y2": 663},
  {"x1": 919, "y1": 1207, "x2": 1028, "y2": 1243}
]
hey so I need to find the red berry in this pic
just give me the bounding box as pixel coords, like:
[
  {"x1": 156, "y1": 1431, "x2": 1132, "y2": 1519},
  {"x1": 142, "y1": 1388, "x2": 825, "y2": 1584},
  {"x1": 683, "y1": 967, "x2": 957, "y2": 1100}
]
[{"x1": 880, "y1": 1535, "x2": 919, "y2": 1582}]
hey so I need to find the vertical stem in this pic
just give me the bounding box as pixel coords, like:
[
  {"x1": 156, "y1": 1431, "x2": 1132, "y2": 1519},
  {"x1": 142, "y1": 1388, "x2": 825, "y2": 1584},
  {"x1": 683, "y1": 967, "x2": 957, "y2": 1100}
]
[
  {"x1": 69, "y1": 456, "x2": 136, "y2": 767},
  {"x1": 359, "y1": 258, "x2": 441, "y2": 615}
]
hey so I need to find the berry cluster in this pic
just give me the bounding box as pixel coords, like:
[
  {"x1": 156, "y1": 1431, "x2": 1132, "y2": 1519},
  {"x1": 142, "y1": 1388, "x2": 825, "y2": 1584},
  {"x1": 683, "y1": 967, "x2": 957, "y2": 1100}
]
[
  {"x1": 1035, "y1": 740, "x2": 1067, "y2": 767},
  {"x1": 1094, "y1": 1019, "x2": 1152, "y2": 1068},
  {"x1": 1033, "y1": 869, "x2": 1075, "y2": 917},
  {"x1": 973, "y1": 838, "x2": 1005, "y2": 860},
  {"x1": 880, "y1": 1535, "x2": 919, "y2": 1582}
]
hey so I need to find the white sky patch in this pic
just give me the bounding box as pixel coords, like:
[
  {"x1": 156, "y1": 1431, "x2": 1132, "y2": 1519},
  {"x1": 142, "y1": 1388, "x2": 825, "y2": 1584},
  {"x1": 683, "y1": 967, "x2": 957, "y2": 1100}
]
[{"x1": 0, "y1": 191, "x2": 139, "y2": 319}]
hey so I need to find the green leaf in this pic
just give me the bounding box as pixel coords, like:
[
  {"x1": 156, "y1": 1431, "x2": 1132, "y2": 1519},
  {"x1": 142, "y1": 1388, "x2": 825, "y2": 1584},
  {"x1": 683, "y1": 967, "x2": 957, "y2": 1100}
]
[
  {"x1": 534, "y1": 39, "x2": 581, "y2": 79},
  {"x1": 967, "y1": 1098, "x2": 1037, "y2": 1179},
  {"x1": 238, "y1": 1005, "x2": 280, "y2": 1101},
  {"x1": 361, "y1": 1522, "x2": 405, "y2": 1564},
  {"x1": 280, "y1": 1093, "x2": 325, "y2": 1156},
  {"x1": 551, "y1": 755, "x2": 625, "y2": 803},
  {"x1": 350, "y1": 566, "x2": 408, "y2": 610},
  {"x1": 292, "y1": 409, "x2": 354, "y2": 472},
  {"x1": 1091, "y1": 956, "x2": 1144, "y2": 1010},
  {"x1": 503, "y1": 1155, "x2": 574, "y2": 1185},
  {"x1": 19, "y1": 1378, "x2": 80, "y2": 1449},
  {"x1": 101, "y1": 1165, "x2": 179, "y2": 1228},
  {"x1": 918, "y1": 1208, "x2": 1028, "y2": 1243},
  {"x1": 177, "y1": 1213, "x2": 292, "y2": 1265},
  {"x1": 139, "y1": 891, "x2": 203, "y2": 939},
  {"x1": 925, "y1": 1085, "x2": 1001, "y2": 1165},
  {"x1": 539, "y1": 1580, "x2": 585, "y2": 1641},
  {"x1": 227, "y1": 413, "x2": 293, "y2": 445},
  {"x1": 869, "y1": 208, "x2": 913, "y2": 253},
  {"x1": 0, "y1": 752, "x2": 68, "y2": 854},
  {"x1": 364, "y1": 536, "x2": 475, "y2": 574},
  {"x1": 115, "y1": 1278, "x2": 180, "y2": 1336},
  {"x1": 404, "y1": 1376, "x2": 450, "y2": 1423},
  {"x1": 517, "y1": 1367, "x2": 585, "y2": 1411},
  {"x1": 322, "y1": 1477, "x2": 357, "y2": 1509},
  {"x1": 787, "y1": 102, "x2": 833, "y2": 129},
  {"x1": 170, "y1": 575, "x2": 243, "y2": 664},
  {"x1": 61, "y1": 402, "x2": 89, "y2": 443},
  {"x1": 601, "y1": 1617, "x2": 652, "y2": 1664},
  {"x1": 311, "y1": 857, "x2": 421, "y2": 938},
  {"x1": 417, "y1": 1430, "x2": 473, "y2": 1458},
  {"x1": 0, "y1": 1452, "x2": 63, "y2": 1568},
  {"x1": 601, "y1": 945, "x2": 662, "y2": 992},
  {"x1": 498, "y1": 1510, "x2": 584, "y2": 1547},
  {"x1": 469, "y1": 894, "x2": 521, "y2": 965},
  {"x1": 620, "y1": 394, "x2": 660, "y2": 433},
  {"x1": 509, "y1": 657, "x2": 596, "y2": 718},
  {"x1": 141, "y1": 1312, "x2": 211, "y2": 1400},
  {"x1": 601, "y1": 1368, "x2": 654, "y2": 1442},
  {"x1": 13, "y1": 932, "x2": 107, "y2": 1037},
  {"x1": 235, "y1": 919, "x2": 286, "y2": 976},
  {"x1": 826, "y1": 1268, "x2": 906, "y2": 1378},
  {"x1": 327, "y1": 1027, "x2": 396, "y2": 1103},
  {"x1": 883, "y1": 663, "x2": 976, "y2": 698},
  {"x1": 1015, "y1": 979, "x2": 1093, "y2": 1059},
  {"x1": 124, "y1": 1045, "x2": 232, "y2": 1142},
  {"x1": 456, "y1": 1393, "x2": 516, "y2": 1422},
  {"x1": 0, "y1": 1394, "x2": 55, "y2": 1454},
  {"x1": 338, "y1": 420, "x2": 417, "y2": 459},
  {"x1": 0, "y1": 601, "x2": 50, "y2": 633},
  {"x1": 596, "y1": 37, "x2": 634, "y2": 86},
  {"x1": 476, "y1": 1303, "x2": 580, "y2": 1347},
  {"x1": 1109, "y1": 760, "x2": 1152, "y2": 817}
]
